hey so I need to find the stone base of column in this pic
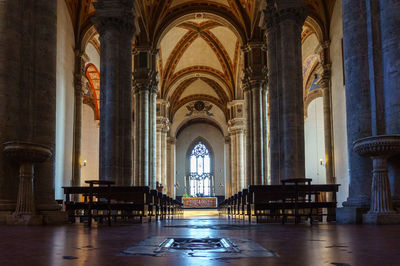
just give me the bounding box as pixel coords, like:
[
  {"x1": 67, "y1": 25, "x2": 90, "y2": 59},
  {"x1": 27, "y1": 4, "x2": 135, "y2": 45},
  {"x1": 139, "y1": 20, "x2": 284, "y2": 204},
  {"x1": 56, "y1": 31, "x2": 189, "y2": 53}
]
[
  {"x1": 6, "y1": 214, "x2": 43, "y2": 225},
  {"x1": 363, "y1": 212, "x2": 400, "y2": 225},
  {"x1": 336, "y1": 207, "x2": 369, "y2": 224}
]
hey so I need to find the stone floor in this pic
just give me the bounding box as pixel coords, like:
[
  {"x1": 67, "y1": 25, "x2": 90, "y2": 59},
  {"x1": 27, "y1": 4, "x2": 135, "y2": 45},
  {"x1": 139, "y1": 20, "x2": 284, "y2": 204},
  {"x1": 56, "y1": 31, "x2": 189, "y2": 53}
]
[{"x1": 1, "y1": 210, "x2": 400, "y2": 266}]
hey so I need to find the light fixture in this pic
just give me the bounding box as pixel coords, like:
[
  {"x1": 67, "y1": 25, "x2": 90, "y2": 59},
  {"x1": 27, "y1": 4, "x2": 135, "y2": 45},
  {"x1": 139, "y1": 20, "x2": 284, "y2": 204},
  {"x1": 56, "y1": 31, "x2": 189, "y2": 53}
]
[{"x1": 83, "y1": 160, "x2": 87, "y2": 167}]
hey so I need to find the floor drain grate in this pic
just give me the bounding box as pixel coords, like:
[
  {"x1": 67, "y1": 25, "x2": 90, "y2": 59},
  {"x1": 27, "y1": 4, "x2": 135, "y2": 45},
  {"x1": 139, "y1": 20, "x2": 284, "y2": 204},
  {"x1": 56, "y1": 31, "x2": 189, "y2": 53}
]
[
  {"x1": 121, "y1": 236, "x2": 278, "y2": 259},
  {"x1": 156, "y1": 238, "x2": 239, "y2": 254}
]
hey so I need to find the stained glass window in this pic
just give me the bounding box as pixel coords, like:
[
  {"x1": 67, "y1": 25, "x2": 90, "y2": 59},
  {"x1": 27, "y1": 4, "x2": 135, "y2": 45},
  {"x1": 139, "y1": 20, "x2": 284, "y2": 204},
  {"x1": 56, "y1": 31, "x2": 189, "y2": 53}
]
[{"x1": 189, "y1": 142, "x2": 211, "y2": 197}]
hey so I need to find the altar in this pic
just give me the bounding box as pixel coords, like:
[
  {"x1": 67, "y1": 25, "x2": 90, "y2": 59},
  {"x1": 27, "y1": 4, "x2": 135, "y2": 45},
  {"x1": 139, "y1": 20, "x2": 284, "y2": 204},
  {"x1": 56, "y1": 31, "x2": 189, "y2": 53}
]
[{"x1": 182, "y1": 197, "x2": 217, "y2": 208}]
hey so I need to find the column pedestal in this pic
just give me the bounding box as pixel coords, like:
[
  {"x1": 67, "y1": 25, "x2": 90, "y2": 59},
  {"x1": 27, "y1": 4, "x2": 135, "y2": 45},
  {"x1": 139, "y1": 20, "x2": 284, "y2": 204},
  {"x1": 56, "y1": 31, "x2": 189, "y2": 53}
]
[
  {"x1": 353, "y1": 135, "x2": 400, "y2": 224},
  {"x1": 2, "y1": 141, "x2": 58, "y2": 225}
]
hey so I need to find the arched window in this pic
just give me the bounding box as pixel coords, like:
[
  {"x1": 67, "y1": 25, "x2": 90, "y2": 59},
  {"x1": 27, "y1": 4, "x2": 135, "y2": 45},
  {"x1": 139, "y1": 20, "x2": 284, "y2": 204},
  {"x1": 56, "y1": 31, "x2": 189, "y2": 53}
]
[{"x1": 189, "y1": 141, "x2": 212, "y2": 197}]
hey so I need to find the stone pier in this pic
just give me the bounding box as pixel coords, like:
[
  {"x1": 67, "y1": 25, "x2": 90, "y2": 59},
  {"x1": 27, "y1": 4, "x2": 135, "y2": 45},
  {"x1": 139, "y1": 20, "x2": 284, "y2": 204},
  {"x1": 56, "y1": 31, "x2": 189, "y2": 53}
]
[
  {"x1": 133, "y1": 47, "x2": 158, "y2": 187},
  {"x1": 263, "y1": 0, "x2": 307, "y2": 183},
  {"x1": 242, "y1": 43, "x2": 267, "y2": 186},
  {"x1": 0, "y1": 0, "x2": 65, "y2": 223},
  {"x1": 228, "y1": 101, "x2": 245, "y2": 194},
  {"x1": 93, "y1": 0, "x2": 135, "y2": 185},
  {"x1": 380, "y1": 0, "x2": 400, "y2": 206},
  {"x1": 337, "y1": 0, "x2": 373, "y2": 224}
]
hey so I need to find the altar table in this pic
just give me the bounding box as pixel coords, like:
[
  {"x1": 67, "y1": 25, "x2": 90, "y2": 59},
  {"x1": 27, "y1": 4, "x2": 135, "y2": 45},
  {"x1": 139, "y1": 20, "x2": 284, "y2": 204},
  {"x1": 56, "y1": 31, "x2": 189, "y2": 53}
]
[{"x1": 182, "y1": 197, "x2": 217, "y2": 208}]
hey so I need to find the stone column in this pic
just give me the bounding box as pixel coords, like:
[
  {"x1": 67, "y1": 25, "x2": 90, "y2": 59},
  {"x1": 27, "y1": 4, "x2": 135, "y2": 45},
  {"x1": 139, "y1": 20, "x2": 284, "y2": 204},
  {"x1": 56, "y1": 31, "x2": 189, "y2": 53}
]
[
  {"x1": 277, "y1": 3, "x2": 307, "y2": 180},
  {"x1": 161, "y1": 126, "x2": 169, "y2": 192},
  {"x1": 149, "y1": 90, "x2": 157, "y2": 189},
  {"x1": 338, "y1": 0, "x2": 373, "y2": 220},
  {"x1": 93, "y1": 0, "x2": 135, "y2": 185},
  {"x1": 228, "y1": 100, "x2": 245, "y2": 193},
  {"x1": 244, "y1": 89, "x2": 253, "y2": 187},
  {"x1": 380, "y1": 0, "x2": 400, "y2": 205},
  {"x1": 133, "y1": 47, "x2": 158, "y2": 187},
  {"x1": 230, "y1": 131, "x2": 237, "y2": 195},
  {"x1": 0, "y1": 0, "x2": 22, "y2": 214},
  {"x1": 0, "y1": 0, "x2": 61, "y2": 215},
  {"x1": 238, "y1": 130, "x2": 246, "y2": 190},
  {"x1": 167, "y1": 137, "x2": 176, "y2": 197},
  {"x1": 224, "y1": 137, "x2": 232, "y2": 197},
  {"x1": 72, "y1": 53, "x2": 87, "y2": 189},
  {"x1": 315, "y1": 49, "x2": 335, "y2": 186},
  {"x1": 262, "y1": 87, "x2": 268, "y2": 184},
  {"x1": 156, "y1": 126, "x2": 162, "y2": 184},
  {"x1": 264, "y1": 7, "x2": 282, "y2": 185},
  {"x1": 156, "y1": 99, "x2": 170, "y2": 191},
  {"x1": 242, "y1": 43, "x2": 267, "y2": 186}
]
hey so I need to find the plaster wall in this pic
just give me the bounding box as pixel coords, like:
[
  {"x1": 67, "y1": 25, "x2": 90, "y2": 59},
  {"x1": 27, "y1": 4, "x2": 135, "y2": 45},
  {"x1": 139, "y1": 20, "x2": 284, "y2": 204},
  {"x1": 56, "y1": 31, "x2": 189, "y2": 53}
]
[
  {"x1": 80, "y1": 104, "x2": 100, "y2": 184},
  {"x1": 175, "y1": 123, "x2": 226, "y2": 197},
  {"x1": 330, "y1": 0, "x2": 349, "y2": 206},
  {"x1": 55, "y1": 0, "x2": 75, "y2": 199},
  {"x1": 86, "y1": 42, "x2": 100, "y2": 69},
  {"x1": 305, "y1": 98, "x2": 326, "y2": 184}
]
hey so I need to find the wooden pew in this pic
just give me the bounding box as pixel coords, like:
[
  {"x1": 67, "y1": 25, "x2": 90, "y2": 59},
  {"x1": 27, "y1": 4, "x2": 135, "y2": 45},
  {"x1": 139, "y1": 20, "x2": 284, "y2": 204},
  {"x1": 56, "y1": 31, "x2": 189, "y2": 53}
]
[
  {"x1": 63, "y1": 186, "x2": 152, "y2": 226},
  {"x1": 248, "y1": 184, "x2": 340, "y2": 224}
]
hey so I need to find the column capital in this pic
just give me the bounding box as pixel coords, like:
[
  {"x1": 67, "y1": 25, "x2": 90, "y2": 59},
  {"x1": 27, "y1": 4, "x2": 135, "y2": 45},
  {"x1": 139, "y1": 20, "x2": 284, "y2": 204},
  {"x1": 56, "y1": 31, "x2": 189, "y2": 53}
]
[
  {"x1": 262, "y1": 0, "x2": 307, "y2": 29},
  {"x1": 156, "y1": 117, "x2": 170, "y2": 132},
  {"x1": 241, "y1": 43, "x2": 267, "y2": 91},
  {"x1": 92, "y1": 0, "x2": 136, "y2": 36},
  {"x1": 132, "y1": 69, "x2": 158, "y2": 93},
  {"x1": 228, "y1": 118, "x2": 245, "y2": 134}
]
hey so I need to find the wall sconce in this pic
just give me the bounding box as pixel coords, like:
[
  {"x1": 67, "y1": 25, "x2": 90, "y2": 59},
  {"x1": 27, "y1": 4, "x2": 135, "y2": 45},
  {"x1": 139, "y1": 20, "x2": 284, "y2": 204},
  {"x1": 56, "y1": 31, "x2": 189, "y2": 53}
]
[
  {"x1": 82, "y1": 160, "x2": 87, "y2": 167},
  {"x1": 320, "y1": 159, "x2": 324, "y2": 166}
]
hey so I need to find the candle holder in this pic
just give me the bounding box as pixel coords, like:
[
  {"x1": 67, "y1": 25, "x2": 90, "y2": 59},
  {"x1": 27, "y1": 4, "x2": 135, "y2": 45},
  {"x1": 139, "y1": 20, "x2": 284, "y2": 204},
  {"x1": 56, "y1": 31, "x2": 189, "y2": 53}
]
[{"x1": 3, "y1": 141, "x2": 52, "y2": 225}]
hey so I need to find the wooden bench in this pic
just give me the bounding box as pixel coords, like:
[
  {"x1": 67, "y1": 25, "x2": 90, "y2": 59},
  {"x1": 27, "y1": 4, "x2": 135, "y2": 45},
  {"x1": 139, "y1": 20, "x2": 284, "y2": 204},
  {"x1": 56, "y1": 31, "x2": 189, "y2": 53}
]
[
  {"x1": 248, "y1": 183, "x2": 340, "y2": 223},
  {"x1": 63, "y1": 185, "x2": 153, "y2": 226}
]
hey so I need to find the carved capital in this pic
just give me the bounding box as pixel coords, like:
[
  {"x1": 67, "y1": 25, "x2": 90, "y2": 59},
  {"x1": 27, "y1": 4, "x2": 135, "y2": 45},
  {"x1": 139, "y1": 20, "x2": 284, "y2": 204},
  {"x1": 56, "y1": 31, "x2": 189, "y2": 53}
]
[
  {"x1": 132, "y1": 69, "x2": 158, "y2": 93},
  {"x1": 92, "y1": 0, "x2": 136, "y2": 36}
]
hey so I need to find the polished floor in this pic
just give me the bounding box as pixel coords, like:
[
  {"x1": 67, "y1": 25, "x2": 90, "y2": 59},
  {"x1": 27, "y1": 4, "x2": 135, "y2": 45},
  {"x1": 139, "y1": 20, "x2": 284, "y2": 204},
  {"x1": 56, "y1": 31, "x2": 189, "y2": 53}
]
[{"x1": 1, "y1": 211, "x2": 400, "y2": 266}]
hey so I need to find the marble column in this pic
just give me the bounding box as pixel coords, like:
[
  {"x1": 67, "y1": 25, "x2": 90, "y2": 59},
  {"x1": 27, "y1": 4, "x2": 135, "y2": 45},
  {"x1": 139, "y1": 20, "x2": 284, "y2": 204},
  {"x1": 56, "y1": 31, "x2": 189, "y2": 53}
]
[
  {"x1": 380, "y1": 0, "x2": 400, "y2": 205},
  {"x1": 242, "y1": 43, "x2": 267, "y2": 186},
  {"x1": 341, "y1": 0, "x2": 373, "y2": 209},
  {"x1": 278, "y1": 4, "x2": 306, "y2": 180},
  {"x1": 93, "y1": 0, "x2": 135, "y2": 185}
]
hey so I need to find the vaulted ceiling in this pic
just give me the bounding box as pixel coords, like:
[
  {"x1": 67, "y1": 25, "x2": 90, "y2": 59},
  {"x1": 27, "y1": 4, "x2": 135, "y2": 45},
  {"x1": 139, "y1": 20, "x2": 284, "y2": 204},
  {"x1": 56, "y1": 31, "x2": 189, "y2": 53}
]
[
  {"x1": 158, "y1": 17, "x2": 240, "y2": 119},
  {"x1": 65, "y1": 0, "x2": 337, "y2": 121}
]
